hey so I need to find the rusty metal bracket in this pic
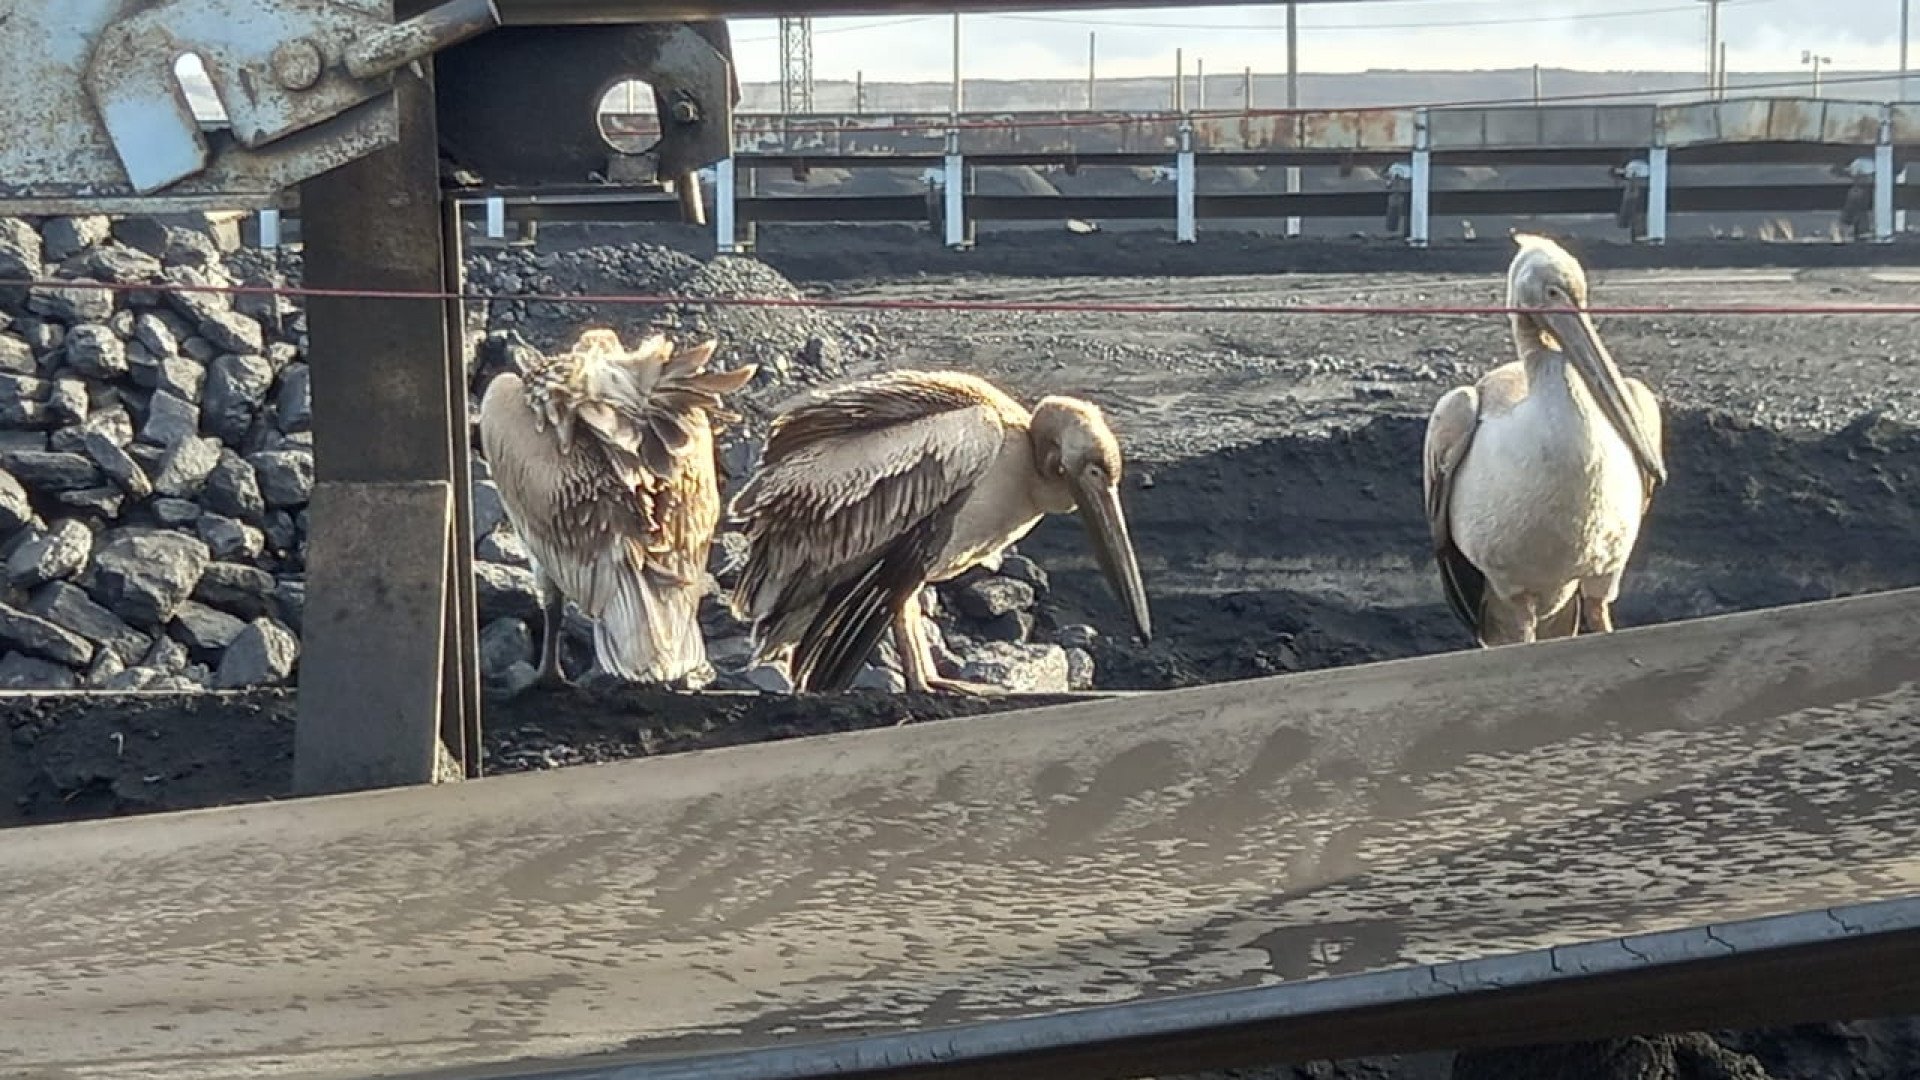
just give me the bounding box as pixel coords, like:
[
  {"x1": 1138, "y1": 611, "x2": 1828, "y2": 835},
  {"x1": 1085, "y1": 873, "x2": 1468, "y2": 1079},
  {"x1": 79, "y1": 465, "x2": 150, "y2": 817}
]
[
  {"x1": 0, "y1": 0, "x2": 498, "y2": 214},
  {"x1": 434, "y1": 21, "x2": 735, "y2": 223}
]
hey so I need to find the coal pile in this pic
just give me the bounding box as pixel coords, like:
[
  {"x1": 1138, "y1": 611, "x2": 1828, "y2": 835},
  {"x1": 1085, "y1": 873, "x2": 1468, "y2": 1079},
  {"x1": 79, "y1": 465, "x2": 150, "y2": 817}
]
[{"x1": 0, "y1": 213, "x2": 1109, "y2": 697}]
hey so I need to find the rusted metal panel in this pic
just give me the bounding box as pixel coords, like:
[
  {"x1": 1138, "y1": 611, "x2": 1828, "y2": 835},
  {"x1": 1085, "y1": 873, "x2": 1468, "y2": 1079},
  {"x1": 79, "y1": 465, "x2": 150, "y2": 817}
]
[
  {"x1": 1819, "y1": 99, "x2": 1886, "y2": 145},
  {"x1": 0, "y1": 0, "x2": 495, "y2": 215},
  {"x1": 1765, "y1": 97, "x2": 1824, "y2": 142},
  {"x1": 1295, "y1": 108, "x2": 1413, "y2": 150},
  {"x1": 1893, "y1": 104, "x2": 1920, "y2": 145},
  {"x1": 1190, "y1": 111, "x2": 1300, "y2": 152}
]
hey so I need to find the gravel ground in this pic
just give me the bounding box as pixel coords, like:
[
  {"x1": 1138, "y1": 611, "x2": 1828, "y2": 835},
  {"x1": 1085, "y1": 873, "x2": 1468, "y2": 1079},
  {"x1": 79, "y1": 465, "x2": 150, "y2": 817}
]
[{"x1": 2, "y1": 226, "x2": 1918, "y2": 1080}]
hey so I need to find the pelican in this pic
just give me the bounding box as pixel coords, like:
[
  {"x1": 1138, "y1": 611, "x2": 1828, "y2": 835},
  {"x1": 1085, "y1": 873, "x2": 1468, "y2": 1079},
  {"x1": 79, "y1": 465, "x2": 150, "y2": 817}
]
[
  {"x1": 728, "y1": 370, "x2": 1152, "y2": 694},
  {"x1": 1422, "y1": 233, "x2": 1666, "y2": 646},
  {"x1": 479, "y1": 327, "x2": 757, "y2": 687}
]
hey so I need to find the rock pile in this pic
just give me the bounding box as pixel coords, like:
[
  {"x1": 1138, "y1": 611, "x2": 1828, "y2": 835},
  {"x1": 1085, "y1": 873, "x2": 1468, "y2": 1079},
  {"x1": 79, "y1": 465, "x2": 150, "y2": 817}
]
[{"x1": 0, "y1": 215, "x2": 1098, "y2": 696}]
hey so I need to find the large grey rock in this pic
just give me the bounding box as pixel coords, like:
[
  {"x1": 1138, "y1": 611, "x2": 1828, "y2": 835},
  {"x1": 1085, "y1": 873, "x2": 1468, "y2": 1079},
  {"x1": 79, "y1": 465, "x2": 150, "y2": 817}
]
[
  {"x1": 202, "y1": 450, "x2": 265, "y2": 523},
  {"x1": 41, "y1": 217, "x2": 110, "y2": 261},
  {"x1": 480, "y1": 617, "x2": 535, "y2": 682},
  {"x1": 200, "y1": 310, "x2": 264, "y2": 355},
  {"x1": 477, "y1": 528, "x2": 529, "y2": 566},
  {"x1": 958, "y1": 641, "x2": 1071, "y2": 693},
  {"x1": 196, "y1": 513, "x2": 264, "y2": 561},
  {"x1": 57, "y1": 485, "x2": 123, "y2": 518},
  {"x1": 472, "y1": 480, "x2": 508, "y2": 539},
  {"x1": 0, "y1": 451, "x2": 100, "y2": 493},
  {"x1": 90, "y1": 530, "x2": 211, "y2": 628},
  {"x1": 273, "y1": 577, "x2": 304, "y2": 634},
  {"x1": 28, "y1": 278, "x2": 114, "y2": 324},
  {"x1": 273, "y1": 362, "x2": 311, "y2": 432},
  {"x1": 151, "y1": 435, "x2": 222, "y2": 498},
  {"x1": 0, "y1": 601, "x2": 94, "y2": 667},
  {"x1": 81, "y1": 428, "x2": 152, "y2": 499},
  {"x1": 27, "y1": 580, "x2": 151, "y2": 665},
  {"x1": 215, "y1": 617, "x2": 300, "y2": 688},
  {"x1": 0, "y1": 651, "x2": 76, "y2": 689},
  {"x1": 1064, "y1": 647, "x2": 1096, "y2": 691},
  {"x1": 161, "y1": 264, "x2": 232, "y2": 327},
  {"x1": 476, "y1": 561, "x2": 542, "y2": 622},
  {"x1": 0, "y1": 468, "x2": 31, "y2": 535},
  {"x1": 45, "y1": 379, "x2": 88, "y2": 426},
  {"x1": 143, "y1": 635, "x2": 192, "y2": 673},
  {"x1": 202, "y1": 352, "x2": 275, "y2": 446},
  {"x1": 155, "y1": 355, "x2": 205, "y2": 402},
  {"x1": 60, "y1": 323, "x2": 127, "y2": 378},
  {"x1": 0, "y1": 219, "x2": 44, "y2": 301},
  {"x1": 151, "y1": 497, "x2": 202, "y2": 526},
  {"x1": 0, "y1": 377, "x2": 54, "y2": 429},
  {"x1": 85, "y1": 648, "x2": 127, "y2": 688},
  {"x1": 953, "y1": 576, "x2": 1036, "y2": 620},
  {"x1": 0, "y1": 333, "x2": 34, "y2": 374},
  {"x1": 169, "y1": 599, "x2": 247, "y2": 659},
  {"x1": 140, "y1": 390, "x2": 201, "y2": 448},
  {"x1": 6, "y1": 519, "x2": 92, "y2": 587},
  {"x1": 998, "y1": 552, "x2": 1049, "y2": 594},
  {"x1": 250, "y1": 448, "x2": 313, "y2": 508},
  {"x1": 64, "y1": 243, "x2": 164, "y2": 286},
  {"x1": 192, "y1": 561, "x2": 277, "y2": 620},
  {"x1": 133, "y1": 311, "x2": 180, "y2": 359}
]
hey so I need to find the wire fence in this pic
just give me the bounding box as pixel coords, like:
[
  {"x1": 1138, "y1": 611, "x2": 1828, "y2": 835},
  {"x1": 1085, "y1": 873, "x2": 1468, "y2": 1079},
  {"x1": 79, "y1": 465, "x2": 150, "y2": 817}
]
[{"x1": 3, "y1": 276, "x2": 1918, "y2": 318}]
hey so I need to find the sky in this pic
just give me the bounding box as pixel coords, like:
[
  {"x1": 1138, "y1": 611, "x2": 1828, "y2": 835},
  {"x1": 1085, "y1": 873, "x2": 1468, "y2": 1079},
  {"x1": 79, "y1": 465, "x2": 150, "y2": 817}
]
[{"x1": 720, "y1": 0, "x2": 1914, "y2": 81}]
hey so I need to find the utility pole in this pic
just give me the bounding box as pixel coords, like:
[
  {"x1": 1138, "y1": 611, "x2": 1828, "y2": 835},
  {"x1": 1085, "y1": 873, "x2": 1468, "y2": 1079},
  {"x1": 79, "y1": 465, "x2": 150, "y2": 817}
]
[
  {"x1": 1174, "y1": 48, "x2": 1184, "y2": 111},
  {"x1": 1803, "y1": 49, "x2": 1830, "y2": 96},
  {"x1": 1197, "y1": 58, "x2": 1206, "y2": 110},
  {"x1": 1531, "y1": 64, "x2": 1541, "y2": 102},
  {"x1": 1285, "y1": 1, "x2": 1300, "y2": 238},
  {"x1": 1702, "y1": 0, "x2": 1719, "y2": 97},
  {"x1": 1902, "y1": 0, "x2": 1911, "y2": 101},
  {"x1": 950, "y1": 12, "x2": 962, "y2": 116},
  {"x1": 1087, "y1": 31, "x2": 1096, "y2": 108},
  {"x1": 778, "y1": 16, "x2": 814, "y2": 115}
]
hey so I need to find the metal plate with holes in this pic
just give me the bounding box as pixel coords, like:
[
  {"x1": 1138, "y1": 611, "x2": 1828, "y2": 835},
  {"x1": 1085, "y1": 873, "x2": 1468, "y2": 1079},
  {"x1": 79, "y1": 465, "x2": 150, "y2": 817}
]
[{"x1": 3, "y1": 587, "x2": 1919, "y2": 1080}]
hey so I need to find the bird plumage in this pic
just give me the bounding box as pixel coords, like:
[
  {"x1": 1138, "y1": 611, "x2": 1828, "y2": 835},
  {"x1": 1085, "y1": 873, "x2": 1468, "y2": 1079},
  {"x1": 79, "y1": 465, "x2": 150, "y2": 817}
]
[
  {"x1": 1423, "y1": 233, "x2": 1665, "y2": 647},
  {"x1": 727, "y1": 369, "x2": 1151, "y2": 695},
  {"x1": 480, "y1": 328, "x2": 757, "y2": 685}
]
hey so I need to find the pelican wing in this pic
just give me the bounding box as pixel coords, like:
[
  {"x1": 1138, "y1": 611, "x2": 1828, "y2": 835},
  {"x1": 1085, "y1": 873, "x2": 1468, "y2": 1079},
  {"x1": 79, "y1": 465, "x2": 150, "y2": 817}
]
[
  {"x1": 730, "y1": 372, "x2": 1010, "y2": 691},
  {"x1": 1423, "y1": 383, "x2": 1490, "y2": 640},
  {"x1": 480, "y1": 335, "x2": 756, "y2": 683}
]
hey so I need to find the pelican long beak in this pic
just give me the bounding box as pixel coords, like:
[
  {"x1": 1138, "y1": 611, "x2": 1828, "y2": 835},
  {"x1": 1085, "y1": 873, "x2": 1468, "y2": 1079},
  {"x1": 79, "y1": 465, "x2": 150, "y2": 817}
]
[
  {"x1": 1070, "y1": 476, "x2": 1153, "y2": 644},
  {"x1": 1541, "y1": 307, "x2": 1667, "y2": 487}
]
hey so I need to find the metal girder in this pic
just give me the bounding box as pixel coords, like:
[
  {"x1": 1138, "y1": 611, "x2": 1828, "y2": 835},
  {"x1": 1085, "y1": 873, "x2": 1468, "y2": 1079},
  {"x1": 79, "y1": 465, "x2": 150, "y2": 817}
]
[
  {"x1": 495, "y1": 0, "x2": 1394, "y2": 22},
  {"x1": 434, "y1": 21, "x2": 736, "y2": 219},
  {"x1": 297, "y1": 61, "x2": 477, "y2": 795},
  {"x1": 4, "y1": 586, "x2": 1919, "y2": 1079},
  {"x1": 0, "y1": 0, "x2": 498, "y2": 215}
]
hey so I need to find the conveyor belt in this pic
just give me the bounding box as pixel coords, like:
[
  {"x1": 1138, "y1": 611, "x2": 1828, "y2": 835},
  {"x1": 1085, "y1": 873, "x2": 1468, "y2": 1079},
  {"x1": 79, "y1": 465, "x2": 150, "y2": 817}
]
[{"x1": 3, "y1": 589, "x2": 1919, "y2": 1080}]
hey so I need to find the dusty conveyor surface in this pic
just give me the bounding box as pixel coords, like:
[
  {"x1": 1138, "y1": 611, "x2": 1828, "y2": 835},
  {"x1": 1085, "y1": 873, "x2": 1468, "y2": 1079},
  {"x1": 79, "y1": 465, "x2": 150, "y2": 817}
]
[{"x1": 4, "y1": 589, "x2": 1919, "y2": 1080}]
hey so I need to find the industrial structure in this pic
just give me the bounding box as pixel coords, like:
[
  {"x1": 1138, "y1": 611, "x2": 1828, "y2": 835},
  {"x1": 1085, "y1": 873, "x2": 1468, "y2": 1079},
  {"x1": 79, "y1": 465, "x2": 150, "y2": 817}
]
[{"x1": 0, "y1": 2, "x2": 1917, "y2": 1079}]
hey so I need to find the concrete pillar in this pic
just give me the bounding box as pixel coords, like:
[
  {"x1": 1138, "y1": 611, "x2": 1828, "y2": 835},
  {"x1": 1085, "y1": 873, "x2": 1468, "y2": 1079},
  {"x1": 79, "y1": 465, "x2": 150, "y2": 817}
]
[
  {"x1": 1285, "y1": 165, "x2": 1301, "y2": 237},
  {"x1": 714, "y1": 156, "x2": 738, "y2": 254},
  {"x1": 484, "y1": 195, "x2": 506, "y2": 240},
  {"x1": 1176, "y1": 125, "x2": 1196, "y2": 244},
  {"x1": 1875, "y1": 112, "x2": 1896, "y2": 243},
  {"x1": 258, "y1": 208, "x2": 282, "y2": 250},
  {"x1": 943, "y1": 131, "x2": 967, "y2": 249},
  {"x1": 1647, "y1": 146, "x2": 1669, "y2": 245},
  {"x1": 1409, "y1": 109, "x2": 1430, "y2": 248}
]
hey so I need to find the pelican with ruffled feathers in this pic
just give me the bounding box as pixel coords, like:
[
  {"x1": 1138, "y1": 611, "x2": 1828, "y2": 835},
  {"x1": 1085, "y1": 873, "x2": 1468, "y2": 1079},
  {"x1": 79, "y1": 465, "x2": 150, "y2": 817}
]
[
  {"x1": 1423, "y1": 233, "x2": 1667, "y2": 646},
  {"x1": 479, "y1": 328, "x2": 757, "y2": 687},
  {"x1": 727, "y1": 370, "x2": 1152, "y2": 695}
]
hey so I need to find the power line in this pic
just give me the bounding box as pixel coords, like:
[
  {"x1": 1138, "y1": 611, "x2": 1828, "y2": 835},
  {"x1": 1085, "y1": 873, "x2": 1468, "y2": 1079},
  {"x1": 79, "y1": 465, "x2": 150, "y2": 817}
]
[{"x1": 986, "y1": 0, "x2": 1783, "y2": 34}]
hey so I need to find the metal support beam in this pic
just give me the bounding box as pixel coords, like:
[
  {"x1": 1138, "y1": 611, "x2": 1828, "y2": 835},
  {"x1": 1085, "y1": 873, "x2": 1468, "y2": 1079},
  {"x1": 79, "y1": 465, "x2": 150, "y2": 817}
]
[
  {"x1": 943, "y1": 134, "x2": 967, "y2": 249},
  {"x1": 439, "y1": 194, "x2": 482, "y2": 780},
  {"x1": 1175, "y1": 125, "x2": 1197, "y2": 243},
  {"x1": 715, "y1": 156, "x2": 739, "y2": 252},
  {"x1": 486, "y1": 195, "x2": 507, "y2": 239},
  {"x1": 258, "y1": 209, "x2": 282, "y2": 250},
  {"x1": 1875, "y1": 112, "x2": 1897, "y2": 243},
  {"x1": 1409, "y1": 109, "x2": 1431, "y2": 248},
  {"x1": 1647, "y1": 145, "x2": 1669, "y2": 244},
  {"x1": 1286, "y1": 0, "x2": 1301, "y2": 237},
  {"x1": 297, "y1": 64, "x2": 473, "y2": 796}
]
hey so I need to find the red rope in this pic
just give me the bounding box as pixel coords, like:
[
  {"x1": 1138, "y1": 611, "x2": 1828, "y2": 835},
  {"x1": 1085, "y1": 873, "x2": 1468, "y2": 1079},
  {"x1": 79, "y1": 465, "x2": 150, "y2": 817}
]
[{"x1": 4, "y1": 277, "x2": 1917, "y2": 318}]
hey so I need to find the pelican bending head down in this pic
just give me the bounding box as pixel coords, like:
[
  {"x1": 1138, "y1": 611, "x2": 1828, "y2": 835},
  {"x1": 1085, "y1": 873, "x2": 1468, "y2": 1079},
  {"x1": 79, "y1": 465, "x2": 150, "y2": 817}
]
[
  {"x1": 479, "y1": 327, "x2": 757, "y2": 687},
  {"x1": 728, "y1": 369, "x2": 1152, "y2": 695},
  {"x1": 1422, "y1": 233, "x2": 1666, "y2": 646}
]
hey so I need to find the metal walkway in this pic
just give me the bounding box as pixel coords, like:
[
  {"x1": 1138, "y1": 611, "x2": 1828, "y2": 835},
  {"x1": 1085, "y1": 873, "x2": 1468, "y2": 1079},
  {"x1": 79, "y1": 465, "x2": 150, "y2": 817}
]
[{"x1": 3, "y1": 589, "x2": 1919, "y2": 1080}]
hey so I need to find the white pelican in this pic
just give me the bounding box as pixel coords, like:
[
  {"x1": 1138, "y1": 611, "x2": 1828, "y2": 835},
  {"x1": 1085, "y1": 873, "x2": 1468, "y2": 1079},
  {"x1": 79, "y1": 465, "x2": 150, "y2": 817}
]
[
  {"x1": 1422, "y1": 233, "x2": 1666, "y2": 646},
  {"x1": 479, "y1": 328, "x2": 757, "y2": 686},
  {"x1": 727, "y1": 370, "x2": 1152, "y2": 694}
]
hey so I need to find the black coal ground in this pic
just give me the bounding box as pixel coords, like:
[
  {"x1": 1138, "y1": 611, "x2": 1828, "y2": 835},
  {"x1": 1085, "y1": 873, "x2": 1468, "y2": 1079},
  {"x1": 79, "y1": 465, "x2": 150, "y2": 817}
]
[{"x1": 3, "y1": 231, "x2": 1919, "y2": 1079}]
